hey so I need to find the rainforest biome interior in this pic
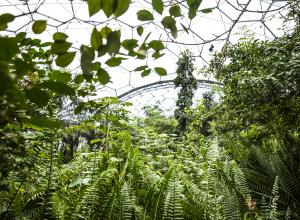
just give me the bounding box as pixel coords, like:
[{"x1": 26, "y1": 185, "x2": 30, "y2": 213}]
[{"x1": 0, "y1": 0, "x2": 300, "y2": 219}]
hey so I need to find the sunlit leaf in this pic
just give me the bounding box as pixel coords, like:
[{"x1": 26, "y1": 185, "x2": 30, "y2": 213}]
[
  {"x1": 102, "y1": 0, "x2": 115, "y2": 18},
  {"x1": 25, "y1": 86, "x2": 49, "y2": 107},
  {"x1": 53, "y1": 32, "x2": 68, "y2": 41},
  {"x1": 169, "y1": 5, "x2": 181, "y2": 17},
  {"x1": 0, "y1": 13, "x2": 14, "y2": 23},
  {"x1": 105, "y1": 57, "x2": 122, "y2": 67},
  {"x1": 187, "y1": 0, "x2": 202, "y2": 19},
  {"x1": 134, "y1": 65, "x2": 147, "y2": 71},
  {"x1": 90, "y1": 139, "x2": 101, "y2": 144},
  {"x1": 0, "y1": 14, "x2": 14, "y2": 31},
  {"x1": 51, "y1": 41, "x2": 72, "y2": 55},
  {"x1": 152, "y1": 51, "x2": 164, "y2": 59},
  {"x1": 152, "y1": 0, "x2": 164, "y2": 15},
  {"x1": 114, "y1": 0, "x2": 131, "y2": 17},
  {"x1": 32, "y1": 20, "x2": 47, "y2": 34},
  {"x1": 100, "y1": 26, "x2": 112, "y2": 38},
  {"x1": 137, "y1": 10, "x2": 154, "y2": 21},
  {"x1": 122, "y1": 39, "x2": 138, "y2": 51},
  {"x1": 92, "y1": 62, "x2": 101, "y2": 71},
  {"x1": 56, "y1": 52, "x2": 76, "y2": 67},
  {"x1": 154, "y1": 67, "x2": 167, "y2": 76},
  {"x1": 97, "y1": 68, "x2": 110, "y2": 84},
  {"x1": 107, "y1": 30, "x2": 120, "y2": 54},
  {"x1": 161, "y1": 16, "x2": 177, "y2": 38},
  {"x1": 137, "y1": 26, "x2": 143, "y2": 36},
  {"x1": 141, "y1": 69, "x2": 151, "y2": 77},
  {"x1": 201, "y1": 8, "x2": 214, "y2": 13},
  {"x1": 91, "y1": 27, "x2": 102, "y2": 50},
  {"x1": 148, "y1": 40, "x2": 164, "y2": 51},
  {"x1": 42, "y1": 80, "x2": 75, "y2": 96},
  {"x1": 88, "y1": 0, "x2": 102, "y2": 16}
]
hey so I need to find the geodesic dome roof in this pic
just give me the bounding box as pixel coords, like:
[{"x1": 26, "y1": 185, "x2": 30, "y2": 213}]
[{"x1": 0, "y1": 0, "x2": 292, "y2": 114}]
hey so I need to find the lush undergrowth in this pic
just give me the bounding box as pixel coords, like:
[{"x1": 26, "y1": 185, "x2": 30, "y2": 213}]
[{"x1": 1, "y1": 2, "x2": 300, "y2": 220}]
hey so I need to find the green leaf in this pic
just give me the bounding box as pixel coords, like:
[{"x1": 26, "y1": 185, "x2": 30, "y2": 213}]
[
  {"x1": 180, "y1": 23, "x2": 189, "y2": 33},
  {"x1": 16, "y1": 32, "x2": 26, "y2": 40},
  {"x1": 74, "y1": 75, "x2": 84, "y2": 84},
  {"x1": 141, "y1": 69, "x2": 151, "y2": 77},
  {"x1": 102, "y1": 0, "x2": 115, "y2": 18},
  {"x1": 152, "y1": 51, "x2": 164, "y2": 59},
  {"x1": 74, "y1": 102, "x2": 85, "y2": 114},
  {"x1": 90, "y1": 139, "x2": 101, "y2": 144},
  {"x1": 56, "y1": 52, "x2": 76, "y2": 67},
  {"x1": 53, "y1": 32, "x2": 68, "y2": 41},
  {"x1": 187, "y1": 0, "x2": 202, "y2": 19},
  {"x1": 23, "y1": 117, "x2": 63, "y2": 129},
  {"x1": 137, "y1": 26, "x2": 143, "y2": 36},
  {"x1": 0, "y1": 23, "x2": 7, "y2": 31},
  {"x1": 152, "y1": 0, "x2": 164, "y2": 15},
  {"x1": 25, "y1": 87, "x2": 49, "y2": 107},
  {"x1": 148, "y1": 40, "x2": 164, "y2": 51},
  {"x1": 92, "y1": 62, "x2": 101, "y2": 71},
  {"x1": 88, "y1": 0, "x2": 102, "y2": 16},
  {"x1": 105, "y1": 57, "x2": 122, "y2": 67},
  {"x1": 134, "y1": 65, "x2": 147, "y2": 71},
  {"x1": 0, "y1": 37, "x2": 19, "y2": 61},
  {"x1": 14, "y1": 58, "x2": 34, "y2": 76},
  {"x1": 201, "y1": 8, "x2": 214, "y2": 13},
  {"x1": 122, "y1": 39, "x2": 138, "y2": 51},
  {"x1": 0, "y1": 14, "x2": 14, "y2": 30},
  {"x1": 49, "y1": 70, "x2": 71, "y2": 83},
  {"x1": 114, "y1": 0, "x2": 131, "y2": 17},
  {"x1": 169, "y1": 5, "x2": 181, "y2": 17},
  {"x1": 0, "y1": 13, "x2": 14, "y2": 23},
  {"x1": 81, "y1": 45, "x2": 95, "y2": 77},
  {"x1": 42, "y1": 80, "x2": 75, "y2": 96},
  {"x1": 51, "y1": 41, "x2": 72, "y2": 55},
  {"x1": 97, "y1": 68, "x2": 110, "y2": 84},
  {"x1": 161, "y1": 16, "x2": 177, "y2": 38},
  {"x1": 136, "y1": 49, "x2": 146, "y2": 59},
  {"x1": 98, "y1": 45, "x2": 108, "y2": 57},
  {"x1": 32, "y1": 20, "x2": 47, "y2": 34},
  {"x1": 161, "y1": 16, "x2": 176, "y2": 29},
  {"x1": 91, "y1": 27, "x2": 103, "y2": 50},
  {"x1": 154, "y1": 67, "x2": 167, "y2": 76},
  {"x1": 137, "y1": 10, "x2": 154, "y2": 21},
  {"x1": 107, "y1": 31, "x2": 121, "y2": 54},
  {"x1": 100, "y1": 26, "x2": 112, "y2": 38}
]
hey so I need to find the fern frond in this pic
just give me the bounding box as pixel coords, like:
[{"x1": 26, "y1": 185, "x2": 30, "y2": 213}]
[
  {"x1": 120, "y1": 182, "x2": 133, "y2": 220},
  {"x1": 162, "y1": 171, "x2": 184, "y2": 220},
  {"x1": 270, "y1": 176, "x2": 280, "y2": 220}
]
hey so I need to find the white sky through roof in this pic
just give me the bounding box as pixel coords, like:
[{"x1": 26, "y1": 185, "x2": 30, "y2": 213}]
[{"x1": 0, "y1": 0, "x2": 291, "y2": 114}]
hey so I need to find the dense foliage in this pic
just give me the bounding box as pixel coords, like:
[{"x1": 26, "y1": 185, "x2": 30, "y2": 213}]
[
  {"x1": 0, "y1": 1, "x2": 300, "y2": 220},
  {"x1": 174, "y1": 50, "x2": 197, "y2": 134}
]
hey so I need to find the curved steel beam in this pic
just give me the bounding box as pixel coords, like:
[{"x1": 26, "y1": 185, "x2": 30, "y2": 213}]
[{"x1": 118, "y1": 79, "x2": 223, "y2": 101}]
